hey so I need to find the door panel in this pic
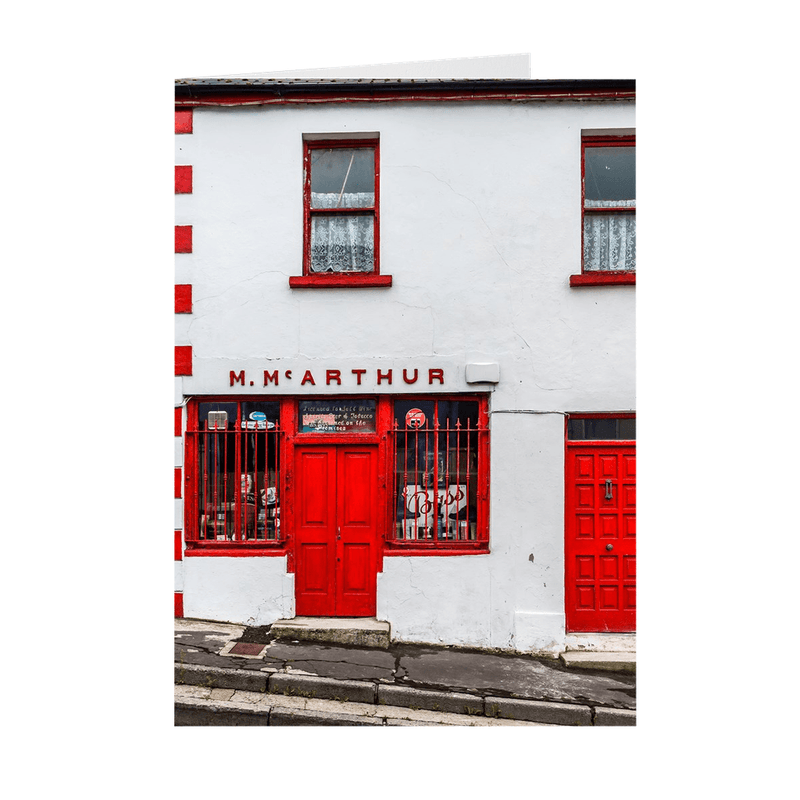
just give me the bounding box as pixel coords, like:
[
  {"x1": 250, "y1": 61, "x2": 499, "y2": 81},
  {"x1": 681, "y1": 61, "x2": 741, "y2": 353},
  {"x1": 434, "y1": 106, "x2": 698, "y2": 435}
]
[
  {"x1": 565, "y1": 445, "x2": 636, "y2": 632},
  {"x1": 341, "y1": 544, "x2": 370, "y2": 591},
  {"x1": 336, "y1": 448, "x2": 378, "y2": 616},
  {"x1": 299, "y1": 544, "x2": 329, "y2": 592},
  {"x1": 294, "y1": 445, "x2": 379, "y2": 617},
  {"x1": 294, "y1": 448, "x2": 337, "y2": 616}
]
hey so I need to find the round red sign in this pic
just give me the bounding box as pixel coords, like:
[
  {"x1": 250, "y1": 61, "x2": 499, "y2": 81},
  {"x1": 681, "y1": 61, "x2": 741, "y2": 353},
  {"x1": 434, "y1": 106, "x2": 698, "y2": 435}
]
[{"x1": 405, "y1": 408, "x2": 426, "y2": 429}]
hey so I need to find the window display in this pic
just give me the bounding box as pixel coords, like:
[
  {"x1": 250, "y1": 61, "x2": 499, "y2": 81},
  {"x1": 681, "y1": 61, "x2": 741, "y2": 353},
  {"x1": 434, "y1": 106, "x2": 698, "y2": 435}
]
[
  {"x1": 195, "y1": 401, "x2": 281, "y2": 543},
  {"x1": 391, "y1": 398, "x2": 487, "y2": 545},
  {"x1": 185, "y1": 395, "x2": 489, "y2": 553}
]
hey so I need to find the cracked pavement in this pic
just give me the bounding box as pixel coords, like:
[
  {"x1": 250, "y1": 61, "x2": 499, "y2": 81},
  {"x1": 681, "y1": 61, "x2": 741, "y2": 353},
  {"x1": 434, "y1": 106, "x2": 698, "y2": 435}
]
[{"x1": 175, "y1": 619, "x2": 635, "y2": 710}]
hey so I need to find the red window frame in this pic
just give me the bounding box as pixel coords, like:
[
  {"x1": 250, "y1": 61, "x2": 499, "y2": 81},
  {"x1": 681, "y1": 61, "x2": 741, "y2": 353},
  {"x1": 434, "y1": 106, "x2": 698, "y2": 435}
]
[
  {"x1": 183, "y1": 395, "x2": 489, "y2": 557},
  {"x1": 290, "y1": 138, "x2": 391, "y2": 288},
  {"x1": 571, "y1": 135, "x2": 636, "y2": 287},
  {"x1": 183, "y1": 398, "x2": 288, "y2": 556},
  {"x1": 565, "y1": 412, "x2": 635, "y2": 442},
  {"x1": 385, "y1": 395, "x2": 490, "y2": 555}
]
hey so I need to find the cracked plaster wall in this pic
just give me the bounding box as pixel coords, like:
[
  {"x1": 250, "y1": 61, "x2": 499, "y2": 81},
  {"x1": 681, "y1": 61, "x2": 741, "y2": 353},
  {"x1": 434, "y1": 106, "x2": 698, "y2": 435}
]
[
  {"x1": 176, "y1": 100, "x2": 634, "y2": 398},
  {"x1": 177, "y1": 98, "x2": 634, "y2": 648}
]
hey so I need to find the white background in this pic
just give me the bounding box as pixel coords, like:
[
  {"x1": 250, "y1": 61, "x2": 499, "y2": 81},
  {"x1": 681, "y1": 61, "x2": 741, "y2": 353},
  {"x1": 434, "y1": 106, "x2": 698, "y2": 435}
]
[{"x1": 4, "y1": 2, "x2": 795, "y2": 797}]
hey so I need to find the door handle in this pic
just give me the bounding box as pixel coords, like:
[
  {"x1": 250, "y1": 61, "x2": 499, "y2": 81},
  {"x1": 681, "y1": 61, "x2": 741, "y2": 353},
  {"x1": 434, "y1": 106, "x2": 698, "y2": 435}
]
[
  {"x1": 604, "y1": 479, "x2": 613, "y2": 500},
  {"x1": 337, "y1": 527, "x2": 341, "y2": 540},
  {"x1": 606, "y1": 543, "x2": 614, "y2": 551}
]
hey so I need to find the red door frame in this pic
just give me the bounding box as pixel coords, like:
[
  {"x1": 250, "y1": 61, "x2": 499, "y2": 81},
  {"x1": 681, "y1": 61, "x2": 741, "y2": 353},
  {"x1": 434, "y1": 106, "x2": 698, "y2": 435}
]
[
  {"x1": 564, "y1": 414, "x2": 636, "y2": 633},
  {"x1": 293, "y1": 443, "x2": 381, "y2": 616},
  {"x1": 284, "y1": 397, "x2": 391, "y2": 616}
]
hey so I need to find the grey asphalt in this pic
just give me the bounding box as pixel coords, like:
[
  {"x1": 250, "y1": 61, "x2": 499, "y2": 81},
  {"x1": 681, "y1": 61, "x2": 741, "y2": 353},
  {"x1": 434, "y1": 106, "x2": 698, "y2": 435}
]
[{"x1": 175, "y1": 618, "x2": 635, "y2": 715}]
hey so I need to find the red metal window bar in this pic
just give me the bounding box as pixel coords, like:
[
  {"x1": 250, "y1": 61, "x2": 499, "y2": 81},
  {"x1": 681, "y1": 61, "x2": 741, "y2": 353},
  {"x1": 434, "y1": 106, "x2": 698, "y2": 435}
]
[
  {"x1": 390, "y1": 399, "x2": 489, "y2": 547},
  {"x1": 189, "y1": 402, "x2": 283, "y2": 546}
]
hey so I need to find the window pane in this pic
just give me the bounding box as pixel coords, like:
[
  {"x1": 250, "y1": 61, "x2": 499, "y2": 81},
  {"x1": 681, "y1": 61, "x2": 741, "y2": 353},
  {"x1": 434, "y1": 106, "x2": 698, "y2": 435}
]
[
  {"x1": 311, "y1": 215, "x2": 374, "y2": 272},
  {"x1": 568, "y1": 418, "x2": 636, "y2": 440},
  {"x1": 584, "y1": 146, "x2": 635, "y2": 203},
  {"x1": 196, "y1": 406, "x2": 282, "y2": 542},
  {"x1": 240, "y1": 401, "x2": 280, "y2": 430},
  {"x1": 311, "y1": 148, "x2": 374, "y2": 208},
  {"x1": 312, "y1": 191, "x2": 374, "y2": 209},
  {"x1": 583, "y1": 213, "x2": 636, "y2": 271},
  {"x1": 435, "y1": 399, "x2": 479, "y2": 430},
  {"x1": 618, "y1": 418, "x2": 636, "y2": 439},
  {"x1": 392, "y1": 400, "x2": 479, "y2": 542},
  {"x1": 299, "y1": 399, "x2": 376, "y2": 433},
  {"x1": 199, "y1": 402, "x2": 238, "y2": 430}
]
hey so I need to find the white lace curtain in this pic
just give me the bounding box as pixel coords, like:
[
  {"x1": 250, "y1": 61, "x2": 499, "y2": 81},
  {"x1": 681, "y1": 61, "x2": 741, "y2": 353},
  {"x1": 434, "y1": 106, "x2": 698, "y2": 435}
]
[
  {"x1": 583, "y1": 200, "x2": 636, "y2": 272},
  {"x1": 310, "y1": 192, "x2": 375, "y2": 273}
]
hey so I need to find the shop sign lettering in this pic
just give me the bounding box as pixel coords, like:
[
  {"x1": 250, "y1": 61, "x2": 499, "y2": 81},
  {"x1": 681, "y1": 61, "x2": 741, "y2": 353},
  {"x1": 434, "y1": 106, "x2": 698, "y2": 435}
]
[{"x1": 229, "y1": 367, "x2": 445, "y2": 389}]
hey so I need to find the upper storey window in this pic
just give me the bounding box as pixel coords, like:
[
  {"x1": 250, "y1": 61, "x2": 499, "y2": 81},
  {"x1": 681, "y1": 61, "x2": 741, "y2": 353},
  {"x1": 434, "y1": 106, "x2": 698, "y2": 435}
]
[
  {"x1": 292, "y1": 137, "x2": 390, "y2": 287},
  {"x1": 572, "y1": 134, "x2": 636, "y2": 286},
  {"x1": 310, "y1": 145, "x2": 375, "y2": 271}
]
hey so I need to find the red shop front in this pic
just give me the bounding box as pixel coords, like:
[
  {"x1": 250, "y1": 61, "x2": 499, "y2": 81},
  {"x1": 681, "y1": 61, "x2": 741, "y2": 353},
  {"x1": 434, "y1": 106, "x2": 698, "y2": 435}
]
[{"x1": 183, "y1": 395, "x2": 490, "y2": 617}]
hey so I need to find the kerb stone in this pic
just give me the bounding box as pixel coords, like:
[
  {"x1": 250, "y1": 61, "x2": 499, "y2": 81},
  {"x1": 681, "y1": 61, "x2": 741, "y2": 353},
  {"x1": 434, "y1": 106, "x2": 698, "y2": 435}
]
[
  {"x1": 269, "y1": 673, "x2": 376, "y2": 704},
  {"x1": 485, "y1": 696, "x2": 592, "y2": 725},
  {"x1": 175, "y1": 699, "x2": 270, "y2": 726},
  {"x1": 594, "y1": 707, "x2": 636, "y2": 726},
  {"x1": 269, "y1": 708, "x2": 384, "y2": 726},
  {"x1": 175, "y1": 663, "x2": 268, "y2": 693},
  {"x1": 378, "y1": 684, "x2": 483, "y2": 716}
]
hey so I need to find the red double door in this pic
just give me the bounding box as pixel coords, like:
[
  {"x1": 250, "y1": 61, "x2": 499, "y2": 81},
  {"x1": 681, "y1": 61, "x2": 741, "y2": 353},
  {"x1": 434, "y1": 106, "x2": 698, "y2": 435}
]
[
  {"x1": 294, "y1": 445, "x2": 380, "y2": 617},
  {"x1": 565, "y1": 444, "x2": 636, "y2": 632}
]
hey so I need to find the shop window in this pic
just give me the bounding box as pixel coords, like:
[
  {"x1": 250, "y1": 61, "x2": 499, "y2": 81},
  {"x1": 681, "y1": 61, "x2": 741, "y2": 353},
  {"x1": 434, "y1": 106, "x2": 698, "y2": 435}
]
[
  {"x1": 389, "y1": 397, "x2": 490, "y2": 549},
  {"x1": 186, "y1": 400, "x2": 283, "y2": 548},
  {"x1": 184, "y1": 395, "x2": 489, "y2": 555},
  {"x1": 571, "y1": 135, "x2": 636, "y2": 286},
  {"x1": 290, "y1": 137, "x2": 391, "y2": 288}
]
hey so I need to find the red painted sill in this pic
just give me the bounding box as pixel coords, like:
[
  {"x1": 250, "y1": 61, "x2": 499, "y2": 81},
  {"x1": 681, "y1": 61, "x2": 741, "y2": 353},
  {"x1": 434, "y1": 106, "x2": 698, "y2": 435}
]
[
  {"x1": 290, "y1": 274, "x2": 392, "y2": 288},
  {"x1": 570, "y1": 272, "x2": 635, "y2": 287},
  {"x1": 185, "y1": 545, "x2": 288, "y2": 557},
  {"x1": 384, "y1": 546, "x2": 489, "y2": 557}
]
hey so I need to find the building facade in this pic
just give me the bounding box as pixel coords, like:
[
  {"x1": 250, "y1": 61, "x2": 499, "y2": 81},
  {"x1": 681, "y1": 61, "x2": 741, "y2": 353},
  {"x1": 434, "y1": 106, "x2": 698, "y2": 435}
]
[{"x1": 174, "y1": 77, "x2": 636, "y2": 654}]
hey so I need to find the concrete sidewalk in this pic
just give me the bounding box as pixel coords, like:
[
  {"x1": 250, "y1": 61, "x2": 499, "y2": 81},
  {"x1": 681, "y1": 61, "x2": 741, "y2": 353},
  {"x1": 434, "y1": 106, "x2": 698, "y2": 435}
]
[{"x1": 175, "y1": 618, "x2": 635, "y2": 726}]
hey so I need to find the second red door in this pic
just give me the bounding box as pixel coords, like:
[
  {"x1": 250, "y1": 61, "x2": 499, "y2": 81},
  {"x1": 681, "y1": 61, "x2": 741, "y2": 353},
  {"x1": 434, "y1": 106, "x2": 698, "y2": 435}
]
[
  {"x1": 294, "y1": 445, "x2": 380, "y2": 617},
  {"x1": 565, "y1": 444, "x2": 636, "y2": 632}
]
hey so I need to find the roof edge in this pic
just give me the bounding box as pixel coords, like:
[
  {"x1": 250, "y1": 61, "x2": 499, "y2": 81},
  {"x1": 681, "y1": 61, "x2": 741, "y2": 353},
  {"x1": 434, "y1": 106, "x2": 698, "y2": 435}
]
[{"x1": 174, "y1": 77, "x2": 635, "y2": 98}]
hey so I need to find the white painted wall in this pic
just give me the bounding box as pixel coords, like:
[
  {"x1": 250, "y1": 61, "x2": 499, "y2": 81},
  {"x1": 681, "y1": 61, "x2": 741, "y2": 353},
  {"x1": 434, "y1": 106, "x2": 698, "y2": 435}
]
[
  {"x1": 183, "y1": 557, "x2": 295, "y2": 626},
  {"x1": 176, "y1": 96, "x2": 635, "y2": 651}
]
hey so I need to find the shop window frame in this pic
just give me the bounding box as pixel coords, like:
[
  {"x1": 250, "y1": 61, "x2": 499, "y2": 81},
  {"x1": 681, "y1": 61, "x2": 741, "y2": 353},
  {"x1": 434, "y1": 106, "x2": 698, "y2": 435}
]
[
  {"x1": 183, "y1": 394, "x2": 490, "y2": 558},
  {"x1": 385, "y1": 395, "x2": 491, "y2": 556},
  {"x1": 290, "y1": 136, "x2": 392, "y2": 288},
  {"x1": 183, "y1": 398, "x2": 289, "y2": 556},
  {"x1": 571, "y1": 135, "x2": 636, "y2": 287}
]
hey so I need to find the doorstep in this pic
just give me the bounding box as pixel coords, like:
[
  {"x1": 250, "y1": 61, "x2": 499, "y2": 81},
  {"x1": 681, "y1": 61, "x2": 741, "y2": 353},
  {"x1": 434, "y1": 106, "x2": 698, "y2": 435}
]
[
  {"x1": 565, "y1": 632, "x2": 636, "y2": 653},
  {"x1": 270, "y1": 617, "x2": 391, "y2": 649},
  {"x1": 559, "y1": 651, "x2": 636, "y2": 673},
  {"x1": 561, "y1": 633, "x2": 636, "y2": 673}
]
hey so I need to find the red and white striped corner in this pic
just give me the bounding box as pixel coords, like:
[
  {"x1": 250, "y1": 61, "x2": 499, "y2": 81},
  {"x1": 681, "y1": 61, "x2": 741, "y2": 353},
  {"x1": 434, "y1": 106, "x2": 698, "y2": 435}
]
[{"x1": 174, "y1": 108, "x2": 193, "y2": 617}]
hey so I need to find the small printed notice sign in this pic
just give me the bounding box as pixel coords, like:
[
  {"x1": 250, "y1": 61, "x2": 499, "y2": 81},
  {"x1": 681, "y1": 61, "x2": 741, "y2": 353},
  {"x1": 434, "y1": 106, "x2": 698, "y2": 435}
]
[{"x1": 299, "y1": 399, "x2": 377, "y2": 433}]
